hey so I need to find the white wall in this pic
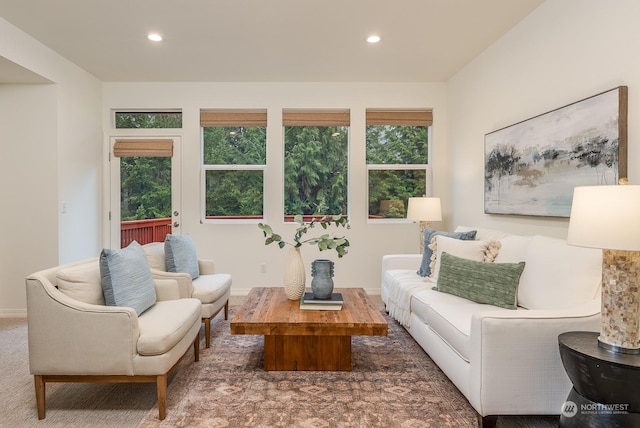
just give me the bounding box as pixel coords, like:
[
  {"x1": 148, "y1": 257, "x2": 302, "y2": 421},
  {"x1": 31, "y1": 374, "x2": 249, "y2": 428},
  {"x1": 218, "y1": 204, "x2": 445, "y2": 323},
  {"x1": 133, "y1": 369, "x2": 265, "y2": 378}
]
[
  {"x1": 447, "y1": 0, "x2": 640, "y2": 238},
  {"x1": 0, "y1": 84, "x2": 58, "y2": 315},
  {"x1": 0, "y1": 19, "x2": 102, "y2": 316},
  {"x1": 103, "y1": 82, "x2": 447, "y2": 295}
]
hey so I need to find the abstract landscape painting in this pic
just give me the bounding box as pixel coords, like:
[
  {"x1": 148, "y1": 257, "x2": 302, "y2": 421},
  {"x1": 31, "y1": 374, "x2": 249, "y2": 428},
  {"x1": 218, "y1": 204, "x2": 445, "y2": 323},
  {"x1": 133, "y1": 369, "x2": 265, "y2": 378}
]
[{"x1": 484, "y1": 86, "x2": 627, "y2": 217}]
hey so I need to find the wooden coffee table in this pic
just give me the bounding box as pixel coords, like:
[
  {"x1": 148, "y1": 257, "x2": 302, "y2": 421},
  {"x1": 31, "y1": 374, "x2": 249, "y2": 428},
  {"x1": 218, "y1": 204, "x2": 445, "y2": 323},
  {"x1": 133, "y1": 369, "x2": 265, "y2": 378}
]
[{"x1": 230, "y1": 287, "x2": 388, "y2": 371}]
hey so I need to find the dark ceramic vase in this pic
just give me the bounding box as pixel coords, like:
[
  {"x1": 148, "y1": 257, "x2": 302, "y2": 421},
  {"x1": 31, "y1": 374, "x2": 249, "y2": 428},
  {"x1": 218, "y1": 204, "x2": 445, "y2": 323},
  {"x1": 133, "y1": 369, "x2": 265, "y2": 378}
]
[{"x1": 311, "y1": 259, "x2": 334, "y2": 299}]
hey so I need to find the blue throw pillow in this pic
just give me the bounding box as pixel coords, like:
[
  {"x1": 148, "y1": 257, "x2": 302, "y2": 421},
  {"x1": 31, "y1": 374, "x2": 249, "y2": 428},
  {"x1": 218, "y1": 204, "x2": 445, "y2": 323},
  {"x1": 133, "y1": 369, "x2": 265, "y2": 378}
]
[
  {"x1": 417, "y1": 228, "x2": 477, "y2": 277},
  {"x1": 100, "y1": 241, "x2": 156, "y2": 315},
  {"x1": 165, "y1": 234, "x2": 200, "y2": 280}
]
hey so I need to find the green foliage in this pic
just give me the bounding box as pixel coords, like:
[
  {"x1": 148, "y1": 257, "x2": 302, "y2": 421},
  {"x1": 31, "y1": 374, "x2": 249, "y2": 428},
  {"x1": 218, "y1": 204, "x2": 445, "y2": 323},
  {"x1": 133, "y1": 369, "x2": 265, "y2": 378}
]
[
  {"x1": 284, "y1": 126, "x2": 348, "y2": 216},
  {"x1": 115, "y1": 117, "x2": 430, "y2": 222},
  {"x1": 203, "y1": 126, "x2": 266, "y2": 164},
  {"x1": 258, "y1": 215, "x2": 351, "y2": 258},
  {"x1": 366, "y1": 125, "x2": 428, "y2": 217},
  {"x1": 366, "y1": 125, "x2": 427, "y2": 164},
  {"x1": 203, "y1": 126, "x2": 266, "y2": 216},
  {"x1": 205, "y1": 170, "x2": 263, "y2": 216},
  {"x1": 120, "y1": 157, "x2": 172, "y2": 220},
  {"x1": 115, "y1": 113, "x2": 178, "y2": 222},
  {"x1": 115, "y1": 112, "x2": 182, "y2": 128}
]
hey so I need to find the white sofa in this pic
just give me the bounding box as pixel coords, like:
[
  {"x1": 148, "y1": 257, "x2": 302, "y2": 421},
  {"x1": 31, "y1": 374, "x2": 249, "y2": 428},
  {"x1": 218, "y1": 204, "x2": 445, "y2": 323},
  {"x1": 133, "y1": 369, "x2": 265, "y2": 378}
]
[
  {"x1": 26, "y1": 257, "x2": 202, "y2": 420},
  {"x1": 381, "y1": 226, "x2": 602, "y2": 427}
]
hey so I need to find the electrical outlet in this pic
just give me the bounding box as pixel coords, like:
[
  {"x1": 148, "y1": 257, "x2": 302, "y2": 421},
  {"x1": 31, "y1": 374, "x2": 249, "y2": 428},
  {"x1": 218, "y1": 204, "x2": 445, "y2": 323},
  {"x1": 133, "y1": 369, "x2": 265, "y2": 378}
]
[{"x1": 260, "y1": 263, "x2": 267, "y2": 273}]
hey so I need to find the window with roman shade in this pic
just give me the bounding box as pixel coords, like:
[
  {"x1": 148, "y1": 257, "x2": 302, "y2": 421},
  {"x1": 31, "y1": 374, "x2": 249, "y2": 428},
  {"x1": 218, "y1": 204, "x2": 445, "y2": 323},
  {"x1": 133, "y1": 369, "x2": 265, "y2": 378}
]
[
  {"x1": 200, "y1": 109, "x2": 267, "y2": 221},
  {"x1": 282, "y1": 109, "x2": 350, "y2": 220},
  {"x1": 366, "y1": 109, "x2": 432, "y2": 220}
]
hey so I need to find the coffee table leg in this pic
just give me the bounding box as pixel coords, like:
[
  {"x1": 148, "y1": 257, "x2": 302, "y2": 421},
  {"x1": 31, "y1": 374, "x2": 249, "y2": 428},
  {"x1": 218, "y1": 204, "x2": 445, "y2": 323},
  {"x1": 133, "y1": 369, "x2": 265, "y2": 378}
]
[{"x1": 263, "y1": 335, "x2": 351, "y2": 371}]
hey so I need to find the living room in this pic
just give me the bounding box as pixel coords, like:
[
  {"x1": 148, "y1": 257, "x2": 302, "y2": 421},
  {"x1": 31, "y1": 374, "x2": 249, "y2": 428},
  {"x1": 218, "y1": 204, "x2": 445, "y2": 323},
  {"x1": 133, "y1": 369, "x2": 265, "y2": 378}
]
[{"x1": 1, "y1": 0, "x2": 639, "y2": 426}]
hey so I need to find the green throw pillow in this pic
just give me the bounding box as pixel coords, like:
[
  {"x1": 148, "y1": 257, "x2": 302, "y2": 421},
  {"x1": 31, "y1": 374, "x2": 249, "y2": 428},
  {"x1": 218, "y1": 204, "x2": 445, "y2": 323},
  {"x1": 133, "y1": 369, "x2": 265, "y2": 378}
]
[{"x1": 436, "y1": 252, "x2": 525, "y2": 310}]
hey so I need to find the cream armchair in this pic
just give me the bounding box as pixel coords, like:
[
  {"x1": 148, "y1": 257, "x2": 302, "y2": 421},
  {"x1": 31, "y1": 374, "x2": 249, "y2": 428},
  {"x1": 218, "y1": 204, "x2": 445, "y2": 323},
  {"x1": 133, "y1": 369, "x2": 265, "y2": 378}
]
[
  {"x1": 143, "y1": 242, "x2": 232, "y2": 348},
  {"x1": 25, "y1": 257, "x2": 202, "y2": 420}
]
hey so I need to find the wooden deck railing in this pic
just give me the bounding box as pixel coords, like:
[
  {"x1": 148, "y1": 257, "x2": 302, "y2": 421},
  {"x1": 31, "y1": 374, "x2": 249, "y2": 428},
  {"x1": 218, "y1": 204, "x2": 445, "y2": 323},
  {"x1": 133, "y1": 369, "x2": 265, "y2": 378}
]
[
  {"x1": 120, "y1": 217, "x2": 172, "y2": 248},
  {"x1": 122, "y1": 214, "x2": 366, "y2": 248}
]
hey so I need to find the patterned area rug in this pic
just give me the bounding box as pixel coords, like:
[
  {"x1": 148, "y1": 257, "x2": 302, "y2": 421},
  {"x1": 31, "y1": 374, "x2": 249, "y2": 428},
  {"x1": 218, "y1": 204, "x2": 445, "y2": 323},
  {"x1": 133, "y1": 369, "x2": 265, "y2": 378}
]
[{"x1": 137, "y1": 307, "x2": 478, "y2": 428}]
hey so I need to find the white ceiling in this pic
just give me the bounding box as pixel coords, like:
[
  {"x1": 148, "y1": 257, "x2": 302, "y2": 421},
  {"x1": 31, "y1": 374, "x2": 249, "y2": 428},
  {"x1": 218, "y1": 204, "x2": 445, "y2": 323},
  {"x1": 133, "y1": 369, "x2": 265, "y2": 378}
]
[{"x1": 0, "y1": 0, "x2": 544, "y2": 83}]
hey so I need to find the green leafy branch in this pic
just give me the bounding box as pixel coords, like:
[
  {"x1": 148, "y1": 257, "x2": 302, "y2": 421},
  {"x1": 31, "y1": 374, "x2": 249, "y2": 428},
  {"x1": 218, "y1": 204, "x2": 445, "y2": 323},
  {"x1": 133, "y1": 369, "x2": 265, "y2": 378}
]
[{"x1": 258, "y1": 215, "x2": 351, "y2": 258}]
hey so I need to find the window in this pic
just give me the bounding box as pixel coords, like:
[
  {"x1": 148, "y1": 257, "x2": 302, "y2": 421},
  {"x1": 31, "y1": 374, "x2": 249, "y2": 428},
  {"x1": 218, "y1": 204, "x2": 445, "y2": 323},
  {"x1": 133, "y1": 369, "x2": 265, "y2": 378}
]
[
  {"x1": 201, "y1": 110, "x2": 267, "y2": 220},
  {"x1": 366, "y1": 109, "x2": 432, "y2": 219},
  {"x1": 115, "y1": 111, "x2": 182, "y2": 128},
  {"x1": 283, "y1": 109, "x2": 349, "y2": 220}
]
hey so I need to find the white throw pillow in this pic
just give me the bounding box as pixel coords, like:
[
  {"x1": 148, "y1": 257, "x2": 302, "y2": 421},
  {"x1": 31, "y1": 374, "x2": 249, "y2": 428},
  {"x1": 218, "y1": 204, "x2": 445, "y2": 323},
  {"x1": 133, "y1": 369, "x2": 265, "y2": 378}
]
[
  {"x1": 430, "y1": 236, "x2": 497, "y2": 281},
  {"x1": 143, "y1": 242, "x2": 167, "y2": 271},
  {"x1": 57, "y1": 262, "x2": 104, "y2": 305}
]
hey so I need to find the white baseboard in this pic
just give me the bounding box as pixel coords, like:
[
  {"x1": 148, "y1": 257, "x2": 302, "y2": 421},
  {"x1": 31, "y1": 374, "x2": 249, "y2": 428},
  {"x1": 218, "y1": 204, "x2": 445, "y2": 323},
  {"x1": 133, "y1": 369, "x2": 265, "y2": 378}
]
[{"x1": 0, "y1": 309, "x2": 27, "y2": 318}]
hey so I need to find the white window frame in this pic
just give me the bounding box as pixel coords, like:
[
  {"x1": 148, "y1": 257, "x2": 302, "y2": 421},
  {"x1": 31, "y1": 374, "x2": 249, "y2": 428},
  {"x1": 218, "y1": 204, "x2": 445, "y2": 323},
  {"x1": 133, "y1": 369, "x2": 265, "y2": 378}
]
[
  {"x1": 200, "y1": 125, "x2": 267, "y2": 224},
  {"x1": 366, "y1": 123, "x2": 432, "y2": 223}
]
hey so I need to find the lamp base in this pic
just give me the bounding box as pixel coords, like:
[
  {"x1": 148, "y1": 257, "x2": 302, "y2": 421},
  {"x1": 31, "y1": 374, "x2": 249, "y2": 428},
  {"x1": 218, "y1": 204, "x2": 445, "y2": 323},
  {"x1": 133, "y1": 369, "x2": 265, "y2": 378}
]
[
  {"x1": 600, "y1": 249, "x2": 640, "y2": 353},
  {"x1": 598, "y1": 337, "x2": 640, "y2": 355},
  {"x1": 417, "y1": 221, "x2": 432, "y2": 253}
]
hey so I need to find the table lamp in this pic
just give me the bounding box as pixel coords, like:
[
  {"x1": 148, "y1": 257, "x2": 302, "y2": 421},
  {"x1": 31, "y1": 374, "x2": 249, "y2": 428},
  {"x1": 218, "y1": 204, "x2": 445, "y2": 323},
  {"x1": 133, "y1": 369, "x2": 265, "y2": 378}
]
[
  {"x1": 567, "y1": 183, "x2": 640, "y2": 354},
  {"x1": 407, "y1": 197, "x2": 442, "y2": 252}
]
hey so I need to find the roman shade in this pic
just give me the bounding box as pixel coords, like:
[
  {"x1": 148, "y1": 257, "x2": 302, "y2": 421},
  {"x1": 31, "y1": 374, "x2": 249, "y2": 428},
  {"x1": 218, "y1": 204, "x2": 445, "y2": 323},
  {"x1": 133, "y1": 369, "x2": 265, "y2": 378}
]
[
  {"x1": 113, "y1": 139, "x2": 173, "y2": 157},
  {"x1": 200, "y1": 109, "x2": 267, "y2": 127},
  {"x1": 366, "y1": 110, "x2": 433, "y2": 126},
  {"x1": 283, "y1": 109, "x2": 350, "y2": 126}
]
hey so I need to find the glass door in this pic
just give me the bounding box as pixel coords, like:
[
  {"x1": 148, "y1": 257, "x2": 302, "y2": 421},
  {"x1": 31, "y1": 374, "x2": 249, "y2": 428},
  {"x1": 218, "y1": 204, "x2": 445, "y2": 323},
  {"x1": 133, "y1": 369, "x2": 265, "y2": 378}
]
[{"x1": 108, "y1": 136, "x2": 181, "y2": 248}]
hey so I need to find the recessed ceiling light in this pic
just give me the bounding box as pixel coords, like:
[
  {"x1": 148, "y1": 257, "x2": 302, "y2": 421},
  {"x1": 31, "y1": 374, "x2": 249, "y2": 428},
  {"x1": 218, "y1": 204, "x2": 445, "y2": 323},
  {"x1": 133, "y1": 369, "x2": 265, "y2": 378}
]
[
  {"x1": 367, "y1": 35, "x2": 381, "y2": 44},
  {"x1": 148, "y1": 33, "x2": 163, "y2": 42}
]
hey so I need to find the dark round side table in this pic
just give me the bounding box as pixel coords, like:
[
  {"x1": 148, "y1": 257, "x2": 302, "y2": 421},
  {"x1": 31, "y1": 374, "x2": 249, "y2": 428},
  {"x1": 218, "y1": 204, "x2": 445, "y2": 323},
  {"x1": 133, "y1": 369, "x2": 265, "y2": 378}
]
[{"x1": 558, "y1": 331, "x2": 640, "y2": 427}]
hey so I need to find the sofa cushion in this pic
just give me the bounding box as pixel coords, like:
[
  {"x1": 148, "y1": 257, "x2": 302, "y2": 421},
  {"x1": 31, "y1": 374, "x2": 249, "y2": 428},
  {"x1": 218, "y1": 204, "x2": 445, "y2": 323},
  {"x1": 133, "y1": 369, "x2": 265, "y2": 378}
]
[
  {"x1": 165, "y1": 234, "x2": 200, "y2": 280},
  {"x1": 143, "y1": 242, "x2": 167, "y2": 271},
  {"x1": 100, "y1": 241, "x2": 157, "y2": 315},
  {"x1": 56, "y1": 262, "x2": 105, "y2": 305},
  {"x1": 494, "y1": 234, "x2": 531, "y2": 264},
  {"x1": 417, "y1": 228, "x2": 477, "y2": 277},
  {"x1": 430, "y1": 235, "x2": 499, "y2": 280},
  {"x1": 411, "y1": 288, "x2": 474, "y2": 324},
  {"x1": 137, "y1": 298, "x2": 201, "y2": 356},
  {"x1": 517, "y1": 235, "x2": 602, "y2": 310},
  {"x1": 192, "y1": 273, "x2": 232, "y2": 304},
  {"x1": 436, "y1": 252, "x2": 525, "y2": 310},
  {"x1": 425, "y1": 303, "x2": 473, "y2": 361}
]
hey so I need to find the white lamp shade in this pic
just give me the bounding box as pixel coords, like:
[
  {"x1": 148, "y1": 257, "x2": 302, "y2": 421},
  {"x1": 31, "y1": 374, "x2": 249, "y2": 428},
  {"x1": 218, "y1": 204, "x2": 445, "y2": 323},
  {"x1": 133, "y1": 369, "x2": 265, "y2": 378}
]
[
  {"x1": 406, "y1": 197, "x2": 442, "y2": 222},
  {"x1": 567, "y1": 185, "x2": 640, "y2": 251}
]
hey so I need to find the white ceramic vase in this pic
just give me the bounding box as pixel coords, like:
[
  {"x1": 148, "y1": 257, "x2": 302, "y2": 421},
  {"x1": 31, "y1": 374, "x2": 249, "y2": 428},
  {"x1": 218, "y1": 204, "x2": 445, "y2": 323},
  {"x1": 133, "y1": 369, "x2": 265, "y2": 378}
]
[{"x1": 283, "y1": 247, "x2": 306, "y2": 300}]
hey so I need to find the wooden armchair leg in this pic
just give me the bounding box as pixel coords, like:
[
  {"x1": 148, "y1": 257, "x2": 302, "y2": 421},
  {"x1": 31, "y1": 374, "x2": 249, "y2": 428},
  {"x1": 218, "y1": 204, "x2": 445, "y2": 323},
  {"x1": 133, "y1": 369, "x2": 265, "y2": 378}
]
[
  {"x1": 194, "y1": 335, "x2": 200, "y2": 362},
  {"x1": 203, "y1": 317, "x2": 212, "y2": 348},
  {"x1": 34, "y1": 375, "x2": 46, "y2": 420},
  {"x1": 156, "y1": 373, "x2": 168, "y2": 420},
  {"x1": 224, "y1": 300, "x2": 229, "y2": 320}
]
